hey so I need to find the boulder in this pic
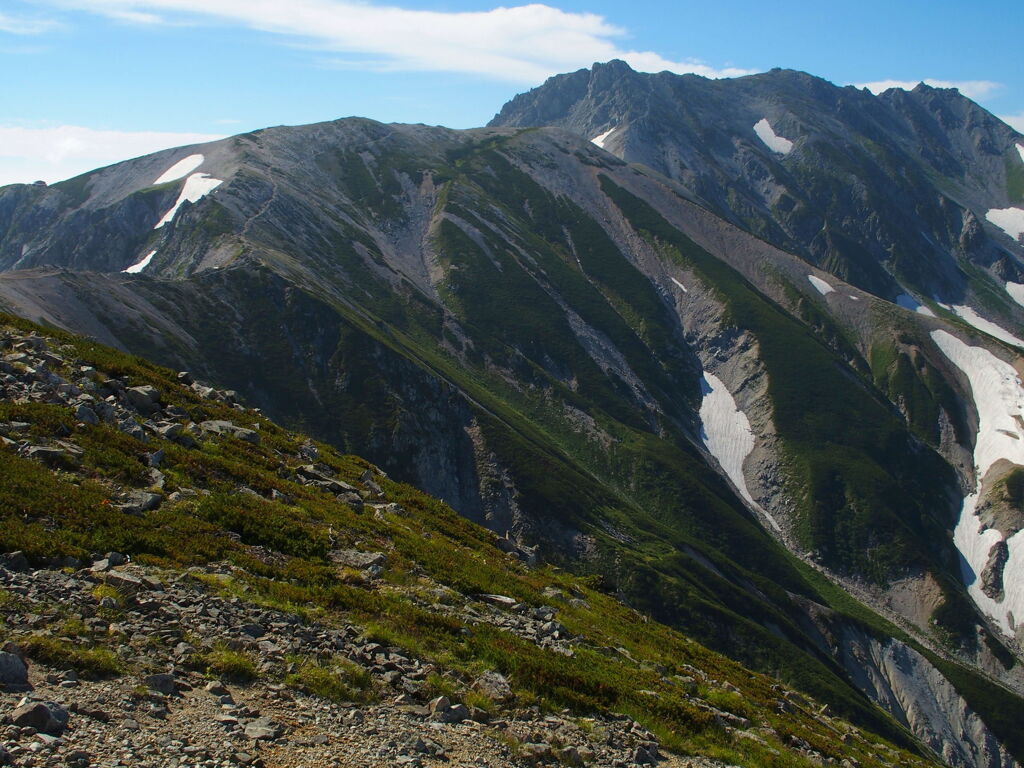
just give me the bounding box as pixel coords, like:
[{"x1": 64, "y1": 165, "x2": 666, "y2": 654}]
[
  {"x1": 243, "y1": 716, "x2": 283, "y2": 740},
  {"x1": 11, "y1": 700, "x2": 69, "y2": 735},
  {"x1": 74, "y1": 404, "x2": 99, "y2": 425},
  {"x1": 472, "y1": 670, "x2": 512, "y2": 702},
  {"x1": 0, "y1": 651, "x2": 29, "y2": 691},
  {"x1": 329, "y1": 550, "x2": 387, "y2": 570},
  {"x1": 144, "y1": 673, "x2": 177, "y2": 695},
  {"x1": 125, "y1": 385, "x2": 160, "y2": 412}
]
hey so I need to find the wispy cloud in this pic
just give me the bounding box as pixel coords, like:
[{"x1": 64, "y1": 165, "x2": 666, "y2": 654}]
[
  {"x1": 0, "y1": 12, "x2": 60, "y2": 35},
  {"x1": 1000, "y1": 113, "x2": 1024, "y2": 134},
  {"x1": 41, "y1": 0, "x2": 757, "y2": 82},
  {"x1": 854, "y1": 78, "x2": 1001, "y2": 101},
  {"x1": 0, "y1": 124, "x2": 223, "y2": 186}
]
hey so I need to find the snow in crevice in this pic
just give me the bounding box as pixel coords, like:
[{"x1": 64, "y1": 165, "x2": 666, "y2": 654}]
[
  {"x1": 930, "y1": 329, "x2": 1024, "y2": 635},
  {"x1": 154, "y1": 154, "x2": 204, "y2": 185},
  {"x1": 591, "y1": 128, "x2": 615, "y2": 149},
  {"x1": 154, "y1": 172, "x2": 223, "y2": 229},
  {"x1": 123, "y1": 250, "x2": 156, "y2": 274},
  {"x1": 895, "y1": 293, "x2": 937, "y2": 317},
  {"x1": 699, "y1": 372, "x2": 780, "y2": 531},
  {"x1": 1005, "y1": 282, "x2": 1024, "y2": 309},
  {"x1": 807, "y1": 275, "x2": 834, "y2": 295},
  {"x1": 1017, "y1": 143, "x2": 1024, "y2": 163},
  {"x1": 670, "y1": 277, "x2": 688, "y2": 293},
  {"x1": 935, "y1": 301, "x2": 1024, "y2": 348},
  {"x1": 985, "y1": 207, "x2": 1024, "y2": 240},
  {"x1": 753, "y1": 118, "x2": 793, "y2": 155}
]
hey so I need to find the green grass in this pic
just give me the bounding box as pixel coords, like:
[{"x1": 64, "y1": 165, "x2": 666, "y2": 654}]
[
  {"x1": 21, "y1": 636, "x2": 124, "y2": 678},
  {"x1": 198, "y1": 644, "x2": 258, "y2": 683}
]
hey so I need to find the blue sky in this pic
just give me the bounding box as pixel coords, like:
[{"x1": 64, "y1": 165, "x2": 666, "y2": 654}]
[{"x1": 1, "y1": 0, "x2": 1021, "y2": 185}]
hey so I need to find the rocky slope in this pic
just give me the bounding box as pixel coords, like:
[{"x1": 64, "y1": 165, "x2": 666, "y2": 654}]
[
  {"x1": 0, "y1": 315, "x2": 965, "y2": 768},
  {"x1": 0, "y1": 67, "x2": 1024, "y2": 767}
]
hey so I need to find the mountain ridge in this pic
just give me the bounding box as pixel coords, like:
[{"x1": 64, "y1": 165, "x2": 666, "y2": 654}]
[{"x1": 1, "y1": 65, "x2": 1024, "y2": 766}]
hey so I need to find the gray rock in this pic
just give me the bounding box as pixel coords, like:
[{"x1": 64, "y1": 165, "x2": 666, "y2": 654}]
[
  {"x1": 199, "y1": 420, "x2": 260, "y2": 445},
  {"x1": 243, "y1": 716, "x2": 283, "y2": 740},
  {"x1": 74, "y1": 404, "x2": 98, "y2": 425},
  {"x1": 0, "y1": 651, "x2": 29, "y2": 691},
  {"x1": 981, "y1": 540, "x2": 1009, "y2": 600},
  {"x1": 329, "y1": 550, "x2": 387, "y2": 570},
  {"x1": 117, "y1": 419, "x2": 147, "y2": 442},
  {"x1": 125, "y1": 385, "x2": 160, "y2": 412},
  {"x1": 472, "y1": 671, "x2": 512, "y2": 702},
  {"x1": 144, "y1": 673, "x2": 177, "y2": 695},
  {"x1": 11, "y1": 700, "x2": 69, "y2": 735}
]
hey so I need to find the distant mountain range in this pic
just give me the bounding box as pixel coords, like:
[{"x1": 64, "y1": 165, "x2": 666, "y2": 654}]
[{"x1": 1, "y1": 60, "x2": 1024, "y2": 766}]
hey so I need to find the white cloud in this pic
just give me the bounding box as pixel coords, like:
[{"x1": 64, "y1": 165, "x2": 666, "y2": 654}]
[
  {"x1": 0, "y1": 12, "x2": 60, "y2": 34},
  {"x1": 0, "y1": 124, "x2": 223, "y2": 187},
  {"x1": 1000, "y1": 113, "x2": 1024, "y2": 134},
  {"x1": 854, "y1": 78, "x2": 1001, "y2": 101},
  {"x1": 43, "y1": 0, "x2": 757, "y2": 82}
]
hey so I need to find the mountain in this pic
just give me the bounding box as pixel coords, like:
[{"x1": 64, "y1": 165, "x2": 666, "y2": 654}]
[
  {"x1": 1, "y1": 312, "x2": 940, "y2": 768},
  {"x1": 490, "y1": 61, "x2": 1024, "y2": 310},
  {"x1": 1, "y1": 64, "x2": 1024, "y2": 766}
]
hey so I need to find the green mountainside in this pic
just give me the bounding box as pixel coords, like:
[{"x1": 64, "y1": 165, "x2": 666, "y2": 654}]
[{"x1": 0, "y1": 313, "x2": 951, "y2": 767}]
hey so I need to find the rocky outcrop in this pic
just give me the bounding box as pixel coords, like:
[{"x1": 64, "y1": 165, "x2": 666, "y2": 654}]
[{"x1": 799, "y1": 599, "x2": 1020, "y2": 768}]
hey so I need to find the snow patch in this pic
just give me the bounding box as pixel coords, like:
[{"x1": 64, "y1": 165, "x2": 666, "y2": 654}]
[
  {"x1": 849, "y1": 295, "x2": 860, "y2": 301},
  {"x1": 591, "y1": 128, "x2": 615, "y2": 149},
  {"x1": 930, "y1": 330, "x2": 1024, "y2": 635},
  {"x1": 1017, "y1": 143, "x2": 1024, "y2": 163},
  {"x1": 1005, "y1": 282, "x2": 1024, "y2": 309},
  {"x1": 154, "y1": 173, "x2": 223, "y2": 229},
  {"x1": 123, "y1": 250, "x2": 156, "y2": 274},
  {"x1": 936, "y1": 302, "x2": 1024, "y2": 348},
  {"x1": 154, "y1": 153, "x2": 204, "y2": 185},
  {"x1": 896, "y1": 293, "x2": 936, "y2": 317},
  {"x1": 699, "y1": 372, "x2": 780, "y2": 531},
  {"x1": 987, "y1": 207, "x2": 1024, "y2": 240},
  {"x1": 753, "y1": 118, "x2": 793, "y2": 155},
  {"x1": 670, "y1": 277, "x2": 688, "y2": 293},
  {"x1": 807, "y1": 275, "x2": 834, "y2": 295},
  {"x1": 986, "y1": 208, "x2": 1024, "y2": 241}
]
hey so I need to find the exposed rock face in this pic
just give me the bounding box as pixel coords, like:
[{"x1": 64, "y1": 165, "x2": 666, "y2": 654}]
[
  {"x1": 982, "y1": 540, "x2": 1010, "y2": 600},
  {"x1": 796, "y1": 599, "x2": 1021, "y2": 768},
  {"x1": 490, "y1": 61, "x2": 1024, "y2": 302}
]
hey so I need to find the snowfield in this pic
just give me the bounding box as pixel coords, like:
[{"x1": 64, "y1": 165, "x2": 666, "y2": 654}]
[
  {"x1": 931, "y1": 330, "x2": 1024, "y2": 635},
  {"x1": 753, "y1": 119, "x2": 793, "y2": 155},
  {"x1": 985, "y1": 207, "x2": 1024, "y2": 241},
  {"x1": 155, "y1": 173, "x2": 223, "y2": 229},
  {"x1": 807, "y1": 275, "x2": 834, "y2": 295},
  {"x1": 591, "y1": 128, "x2": 616, "y2": 149},
  {"x1": 896, "y1": 293, "x2": 936, "y2": 317},
  {"x1": 699, "y1": 372, "x2": 780, "y2": 531},
  {"x1": 123, "y1": 250, "x2": 156, "y2": 274},
  {"x1": 670, "y1": 277, "x2": 688, "y2": 293},
  {"x1": 154, "y1": 154, "x2": 205, "y2": 185},
  {"x1": 1006, "y1": 282, "x2": 1024, "y2": 309},
  {"x1": 936, "y1": 302, "x2": 1024, "y2": 348}
]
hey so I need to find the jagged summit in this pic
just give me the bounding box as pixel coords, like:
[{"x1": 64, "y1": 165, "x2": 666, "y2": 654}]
[{"x1": 490, "y1": 60, "x2": 1024, "y2": 302}]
